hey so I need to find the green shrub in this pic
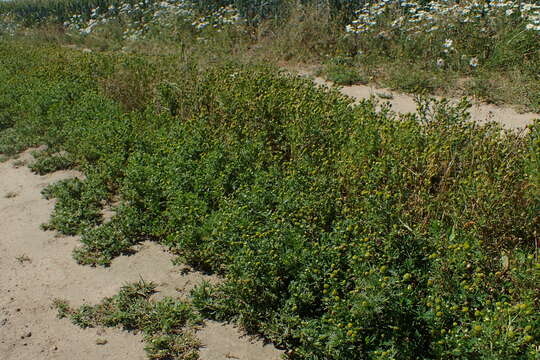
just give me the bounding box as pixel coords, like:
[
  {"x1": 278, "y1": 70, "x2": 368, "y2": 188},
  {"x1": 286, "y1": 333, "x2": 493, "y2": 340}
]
[{"x1": 1, "y1": 40, "x2": 538, "y2": 360}]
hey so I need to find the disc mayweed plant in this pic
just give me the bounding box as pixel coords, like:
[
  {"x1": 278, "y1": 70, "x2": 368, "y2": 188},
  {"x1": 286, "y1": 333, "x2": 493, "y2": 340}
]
[
  {"x1": 0, "y1": 14, "x2": 18, "y2": 36},
  {"x1": 191, "y1": 5, "x2": 242, "y2": 30},
  {"x1": 346, "y1": 0, "x2": 540, "y2": 35},
  {"x1": 345, "y1": 0, "x2": 540, "y2": 71},
  {"x1": 61, "y1": 0, "x2": 241, "y2": 40}
]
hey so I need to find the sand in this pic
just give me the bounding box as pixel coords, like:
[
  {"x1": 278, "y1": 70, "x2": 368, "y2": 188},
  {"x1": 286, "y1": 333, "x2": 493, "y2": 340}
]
[{"x1": 0, "y1": 150, "x2": 282, "y2": 360}]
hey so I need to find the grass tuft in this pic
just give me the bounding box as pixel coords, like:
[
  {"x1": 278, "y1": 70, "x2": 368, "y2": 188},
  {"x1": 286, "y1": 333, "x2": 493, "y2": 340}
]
[{"x1": 55, "y1": 280, "x2": 201, "y2": 360}]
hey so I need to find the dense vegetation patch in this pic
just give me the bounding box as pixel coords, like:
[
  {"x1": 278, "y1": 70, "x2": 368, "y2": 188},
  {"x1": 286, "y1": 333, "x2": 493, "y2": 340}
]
[
  {"x1": 2, "y1": 0, "x2": 540, "y2": 110},
  {"x1": 0, "y1": 40, "x2": 538, "y2": 359}
]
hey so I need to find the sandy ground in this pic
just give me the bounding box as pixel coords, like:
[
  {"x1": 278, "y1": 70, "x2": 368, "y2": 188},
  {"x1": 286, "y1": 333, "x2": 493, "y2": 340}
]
[
  {"x1": 0, "y1": 150, "x2": 282, "y2": 360},
  {"x1": 301, "y1": 72, "x2": 538, "y2": 130}
]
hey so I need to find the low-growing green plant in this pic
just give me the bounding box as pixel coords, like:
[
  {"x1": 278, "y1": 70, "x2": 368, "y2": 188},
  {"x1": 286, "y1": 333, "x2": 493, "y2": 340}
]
[
  {"x1": 55, "y1": 280, "x2": 201, "y2": 360},
  {"x1": 73, "y1": 206, "x2": 144, "y2": 266},
  {"x1": 29, "y1": 150, "x2": 75, "y2": 174},
  {"x1": 41, "y1": 178, "x2": 105, "y2": 235},
  {"x1": 385, "y1": 64, "x2": 442, "y2": 94},
  {"x1": 0, "y1": 39, "x2": 538, "y2": 359},
  {"x1": 324, "y1": 63, "x2": 365, "y2": 86}
]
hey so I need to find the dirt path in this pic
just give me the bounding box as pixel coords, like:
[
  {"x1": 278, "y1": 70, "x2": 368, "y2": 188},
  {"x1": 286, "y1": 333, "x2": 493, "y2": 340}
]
[
  {"x1": 0, "y1": 150, "x2": 282, "y2": 360},
  {"x1": 299, "y1": 72, "x2": 538, "y2": 130}
]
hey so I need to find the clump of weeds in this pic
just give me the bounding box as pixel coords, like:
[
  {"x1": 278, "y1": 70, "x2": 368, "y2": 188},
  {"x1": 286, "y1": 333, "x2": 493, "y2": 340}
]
[{"x1": 54, "y1": 280, "x2": 201, "y2": 360}]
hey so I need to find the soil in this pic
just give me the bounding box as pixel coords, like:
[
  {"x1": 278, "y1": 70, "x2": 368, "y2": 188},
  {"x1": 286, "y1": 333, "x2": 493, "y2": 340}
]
[{"x1": 0, "y1": 150, "x2": 283, "y2": 360}]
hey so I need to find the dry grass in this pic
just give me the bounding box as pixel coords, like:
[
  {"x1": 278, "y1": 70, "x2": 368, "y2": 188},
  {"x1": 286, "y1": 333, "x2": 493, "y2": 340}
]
[{"x1": 251, "y1": 2, "x2": 342, "y2": 63}]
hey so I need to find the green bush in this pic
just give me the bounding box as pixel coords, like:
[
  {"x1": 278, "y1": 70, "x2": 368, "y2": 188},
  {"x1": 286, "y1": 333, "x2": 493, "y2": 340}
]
[
  {"x1": 1, "y1": 40, "x2": 538, "y2": 359},
  {"x1": 325, "y1": 63, "x2": 366, "y2": 86}
]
